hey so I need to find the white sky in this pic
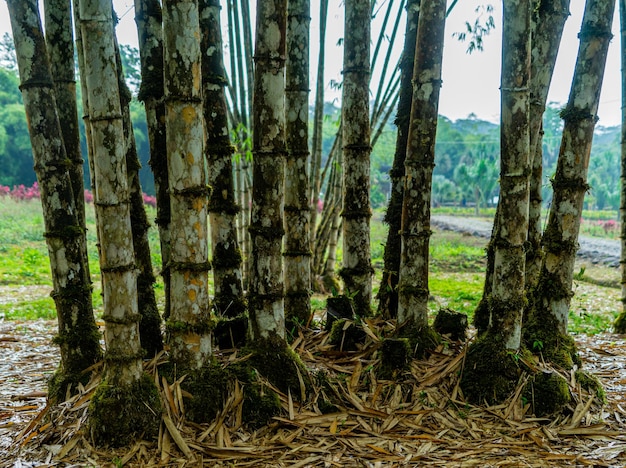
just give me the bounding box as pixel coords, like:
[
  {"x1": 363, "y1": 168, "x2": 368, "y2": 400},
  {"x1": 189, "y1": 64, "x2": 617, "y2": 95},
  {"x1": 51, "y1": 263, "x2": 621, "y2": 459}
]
[{"x1": 0, "y1": 0, "x2": 622, "y2": 127}]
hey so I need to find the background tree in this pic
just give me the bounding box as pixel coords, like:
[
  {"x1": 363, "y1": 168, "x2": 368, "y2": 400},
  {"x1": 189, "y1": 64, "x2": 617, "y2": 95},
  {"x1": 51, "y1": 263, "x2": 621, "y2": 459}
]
[
  {"x1": 377, "y1": 0, "x2": 420, "y2": 319},
  {"x1": 309, "y1": 0, "x2": 329, "y2": 251},
  {"x1": 133, "y1": 0, "x2": 172, "y2": 319},
  {"x1": 7, "y1": 0, "x2": 101, "y2": 403},
  {"x1": 616, "y1": 0, "x2": 626, "y2": 333},
  {"x1": 200, "y1": 0, "x2": 247, "y2": 346},
  {"x1": 453, "y1": 157, "x2": 498, "y2": 214},
  {"x1": 0, "y1": 32, "x2": 17, "y2": 71},
  {"x1": 341, "y1": 0, "x2": 373, "y2": 316},
  {"x1": 285, "y1": 0, "x2": 312, "y2": 331}
]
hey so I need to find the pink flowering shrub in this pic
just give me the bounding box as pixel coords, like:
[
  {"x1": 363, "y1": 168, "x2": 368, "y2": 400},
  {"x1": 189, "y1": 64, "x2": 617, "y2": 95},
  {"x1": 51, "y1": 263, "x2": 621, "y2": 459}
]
[
  {"x1": 142, "y1": 193, "x2": 157, "y2": 207},
  {"x1": 599, "y1": 219, "x2": 618, "y2": 234},
  {"x1": 0, "y1": 183, "x2": 156, "y2": 207},
  {"x1": 0, "y1": 182, "x2": 41, "y2": 201}
]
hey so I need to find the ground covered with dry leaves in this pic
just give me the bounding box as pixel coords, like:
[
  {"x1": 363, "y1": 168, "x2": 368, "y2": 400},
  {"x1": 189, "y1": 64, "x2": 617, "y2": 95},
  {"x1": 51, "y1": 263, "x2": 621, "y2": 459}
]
[{"x1": 2, "y1": 318, "x2": 626, "y2": 467}]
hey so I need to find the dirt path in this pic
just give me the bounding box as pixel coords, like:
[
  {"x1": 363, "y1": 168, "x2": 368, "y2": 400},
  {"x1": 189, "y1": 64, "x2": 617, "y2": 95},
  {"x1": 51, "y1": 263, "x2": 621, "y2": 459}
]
[{"x1": 432, "y1": 215, "x2": 621, "y2": 267}]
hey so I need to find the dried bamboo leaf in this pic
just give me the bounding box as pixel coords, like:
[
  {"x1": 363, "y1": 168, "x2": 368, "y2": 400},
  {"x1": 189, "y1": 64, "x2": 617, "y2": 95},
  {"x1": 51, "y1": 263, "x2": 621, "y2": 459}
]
[{"x1": 163, "y1": 414, "x2": 194, "y2": 459}]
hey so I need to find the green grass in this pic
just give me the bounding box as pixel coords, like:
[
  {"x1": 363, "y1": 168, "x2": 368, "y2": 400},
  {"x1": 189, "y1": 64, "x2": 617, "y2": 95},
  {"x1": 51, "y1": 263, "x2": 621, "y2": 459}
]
[
  {"x1": 0, "y1": 198, "x2": 620, "y2": 336},
  {"x1": 0, "y1": 244, "x2": 51, "y2": 285},
  {"x1": 429, "y1": 273, "x2": 484, "y2": 319},
  {"x1": 0, "y1": 297, "x2": 57, "y2": 320}
]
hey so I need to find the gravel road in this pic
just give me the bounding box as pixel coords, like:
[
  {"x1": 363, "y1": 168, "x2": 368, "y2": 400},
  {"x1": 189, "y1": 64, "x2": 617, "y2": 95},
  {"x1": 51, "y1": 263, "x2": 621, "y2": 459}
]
[{"x1": 431, "y1": 215, "x2": 621, "y2": 268}]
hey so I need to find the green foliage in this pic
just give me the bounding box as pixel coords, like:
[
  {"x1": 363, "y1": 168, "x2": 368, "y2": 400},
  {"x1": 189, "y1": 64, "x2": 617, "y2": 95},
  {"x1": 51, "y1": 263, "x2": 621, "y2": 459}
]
[{"x1": 0, "y1": 33, "x2": 17, "y2": 72}]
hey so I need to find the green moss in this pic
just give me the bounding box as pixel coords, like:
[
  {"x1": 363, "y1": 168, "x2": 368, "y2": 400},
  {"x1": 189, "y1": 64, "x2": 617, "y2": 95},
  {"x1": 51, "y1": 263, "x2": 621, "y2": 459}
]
[
  {"x1": 523, "y1": 371, "x2": 571, "y2": 417},
  {"x1": 227, "y1": 359, "x2": 282, "y2": 428},
  {"x1": 613, "y1": 311, "x2": 626, "y2": 334},
  {"x1": 88, "y1": 373, "x2": 161, "y2": 447},
  {"x1": 397, "y1": 321, "x2": 440, "y2": 359},
  {"x1": 321, "y1": 273, "x2": 342, "y2": 298},
  {"x1": 460, "y1": 334, "x2": 526, "y2": 405},
  {"x1": 523, "y1": 306, "x2": 581, "y2": 369},
  {"x1": 242, "y1": 335, "x2": 312, "y2": 400},
  {"x1": 575, "y1": 370, "x2": 606, "y2": 403},
  {"x1": 433, "y1": 308, "x2": 468, "y2": 341},
  {"x1": 312, "y1": 370, "x2": 341, "y2": 414},
  {"x1": 183, "y1": 361, "x2": 230, "y2": 423},
  {"x1": 241, "y1": 382, "x2": 281, "y2": 429},
  {"x1": 378, "y1": 338, "x2": 411, "y2": 380},
  {"x1": 47, "y1": 367, "x2": 92, "y2": 405},
  {"x1": 328, "y1": 319, "x2": 367, "y2": 351},
  {"x1": 165, "y1": 318, "x2": 214, "y2": 335},
  {"x1": 473, "y1": 297, "x2": 490, "y2": 335}
]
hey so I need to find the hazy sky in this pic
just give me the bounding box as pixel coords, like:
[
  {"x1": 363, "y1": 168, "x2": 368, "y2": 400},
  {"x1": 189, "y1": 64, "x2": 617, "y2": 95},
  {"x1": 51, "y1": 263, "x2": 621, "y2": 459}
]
[{"x1": 0, "y1": 0, "x2": 622, "y2": 126}]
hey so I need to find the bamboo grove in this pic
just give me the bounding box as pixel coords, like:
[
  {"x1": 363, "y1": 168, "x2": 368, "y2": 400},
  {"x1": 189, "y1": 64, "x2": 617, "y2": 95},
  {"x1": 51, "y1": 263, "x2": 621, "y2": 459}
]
[{"x1": 5, "y1": 0, "x2": 622, "y2": 447}]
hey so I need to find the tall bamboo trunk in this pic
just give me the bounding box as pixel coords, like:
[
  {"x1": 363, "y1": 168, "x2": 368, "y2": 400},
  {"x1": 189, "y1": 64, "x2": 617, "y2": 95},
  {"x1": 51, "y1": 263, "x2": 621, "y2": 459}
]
[
  {"x1": 285, "y1": 0, "x2": 312, "y2": 330},
  {"x1": 79, "y1": 1, "x2": 160, "y2": 446},
  {"x1": 248, "y1": 0, "x2": 288, "y2": 340},
  {"x1": 313, "y1": 164, "x2": 336, "y2": 278},
  {"x1": 80, "y1": 0, "x2": 144, "y2": 387},
  {"x1": 44, "y1": 0, "x2": 88, "y2": 232},
  {"x1": 322, "y1": 148, "x2": 343, "y2": 291},
  {"x1": 200, "y1": 0, "x2": 246, "y2": 321},
  {"x1": 134, "y1": 0, "x2": 172, "y2": 321},
  {"x1": 377, "y1": 0, "x2": 419, "y2": 319},
  {"x1": 341, "y1": 0, "x2": 373, "y2": 316},
  {"x1": 8, "y1": 0, "x2": 101, "y2": 401},
  {"x1": 614, "y1": 0, "x2": 626, "y2": 333},
  {"x1": 530, "y1": 0, "x2": 615, "y2": 338},
  {"x1": 72, "y1": 0, "x2": 99, "y2": 254},
  {"x1": 460, "y1": 0, "x2": 533, "y2": 406},
  {"x1": 525, "y1": 0, "x2": 571, "y2": 289},
  {"x1": 396, "y1": 0, "x2": 446, "y2": 329},
  {"x1": 487, "y1": 0, "x2": 532, "y2": 350},
  {"x1": 162, "y1": 0, "x2": 212, "y2": 369},
  {"x1": 114, "y1": 44, "x2": 163, "y2": 357}
]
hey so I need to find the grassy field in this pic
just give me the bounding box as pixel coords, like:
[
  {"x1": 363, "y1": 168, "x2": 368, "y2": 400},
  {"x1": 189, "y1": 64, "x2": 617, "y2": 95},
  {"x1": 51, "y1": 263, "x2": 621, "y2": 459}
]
[{"x1": 0, "y1": 198, "x2": 621, "y2": 335}]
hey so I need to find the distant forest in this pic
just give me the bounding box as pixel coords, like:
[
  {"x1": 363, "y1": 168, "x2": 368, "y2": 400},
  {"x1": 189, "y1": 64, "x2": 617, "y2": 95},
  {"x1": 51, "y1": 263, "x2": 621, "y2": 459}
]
[{"x1": 0, "y1": 40, "x2": 620, "y2": 213}]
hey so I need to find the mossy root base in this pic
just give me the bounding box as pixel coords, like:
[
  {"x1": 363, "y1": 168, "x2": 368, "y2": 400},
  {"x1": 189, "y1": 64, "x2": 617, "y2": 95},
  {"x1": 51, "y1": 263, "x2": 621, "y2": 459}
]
[{"x1": 88, "y1": 373, "x2": 161, "y2": 447}]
